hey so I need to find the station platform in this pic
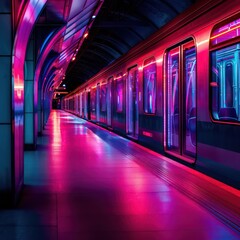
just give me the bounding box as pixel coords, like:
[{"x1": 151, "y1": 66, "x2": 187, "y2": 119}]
[{"x1": 0, "y1": 110, "x2": 239, "y2": 240}]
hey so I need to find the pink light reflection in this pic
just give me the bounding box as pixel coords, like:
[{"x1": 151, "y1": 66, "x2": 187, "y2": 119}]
[
  {"x1": 12, "y1": 0, "x2": 47, "y2": 197},
  {"x1": 52, "y1": 111, "x2": 61, "y2": 147}
]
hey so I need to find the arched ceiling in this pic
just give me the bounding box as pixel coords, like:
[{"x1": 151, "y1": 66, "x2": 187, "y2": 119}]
[
  {"x1": 33, "y1": 0, "x2": 103, "y2": 97},
  {"x1": 63, "y1": 0, "x2": 197, "y2": 91},
  {"x1": 33, "y1": 0, "x2": 198, "y2": 96}
]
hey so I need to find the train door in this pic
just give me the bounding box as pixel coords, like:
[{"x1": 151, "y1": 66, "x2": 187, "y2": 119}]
[
  {"x1": 100, "y1": 83, "x2": 107, "y2": 124},
  {"x1": 96, "y1": 83, "x2": 100, "y2": 122},
  {"x1": 84, "y1": 90, "x2": 87, "y2": 118},
  {"x1": 79, "y1": 93, "x2": 82, "y2": 117},
  {"x1": 127, "y1": 66, "x2": 139, "y2": 139},
  {"x1": 165, "y1": 40, "x2": 196, "y2": 163},
  {"x1": 107, "y1": 77, "x2": 113, "y2": 127}
]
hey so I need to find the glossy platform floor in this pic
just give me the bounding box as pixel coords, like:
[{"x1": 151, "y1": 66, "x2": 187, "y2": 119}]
[{"x1": 1, "y1": 110, "x2": 239, "y2": 240}]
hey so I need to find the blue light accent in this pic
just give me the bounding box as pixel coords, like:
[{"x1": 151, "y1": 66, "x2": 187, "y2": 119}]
[{"x1": 39, "y1": 31, "x2": 55, "y2": 55}]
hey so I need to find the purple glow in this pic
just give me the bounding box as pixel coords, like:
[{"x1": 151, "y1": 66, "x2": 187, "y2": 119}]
[
  {"x1": 166, "y1": 41, "x2": 196, "y2": 160},
  {"x1": 12, "y1": 0, "x2": 47, "y2": 196},
  {"x1": 100, "y1": 84, "x2": 107, "y2": 111},
  {"x1": 211, "y1": 18, "x2": 240, "y2": 45},
  {"x1": 116, "y1": 76, "x2": 123, "y2": 112},
  {"x1": 143, "y1": 57, "x2": 156, "y2": 114},
  {"x1": 13, "y1": 0, "x2": 47, "y2": 102}
]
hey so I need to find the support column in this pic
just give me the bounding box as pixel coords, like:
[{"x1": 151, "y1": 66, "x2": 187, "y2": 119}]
[
  {"x1": 0, "y1": 1, "x2": 14, "y2": 205},
  {"x1": 25, "y1": 36, "x2": 37, "y2": 150},
  {"x1": 38, "y1": 86, "x2": 44, "y2": 135},
  {"x1": 0, "y1": 0, "x2": 47, "y2": 206}
]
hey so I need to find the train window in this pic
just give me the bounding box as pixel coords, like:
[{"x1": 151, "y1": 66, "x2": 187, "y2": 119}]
[
  {"x1": 91, "y1": 88, "x2": 96, "y2": 112},
  {"x1": 101, "y1": 84, "x2": 107, "y2": 112},
  {"x1": 116, "y1": 74, "x2": 123, "y2": 112},
  {"x1": 211, "y1": 18, "x2": 240, "y2": 46},
  {"x1": 84, "y1": 90, "x2": 88, "y2": 118},
  {"x1": 210, "y1": 17, "x2": 240, "y2": 122},
  {"x1": 80, "y1": 93, "x2": 83, "y2": 117},
  {"x1": 143, "y1": 57, "x2": 156, "y2": 114}
]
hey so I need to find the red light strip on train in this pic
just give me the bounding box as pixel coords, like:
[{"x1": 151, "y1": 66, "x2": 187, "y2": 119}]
[{"x1": 142, "y1": 131, "x2": 153, "y2": 137}]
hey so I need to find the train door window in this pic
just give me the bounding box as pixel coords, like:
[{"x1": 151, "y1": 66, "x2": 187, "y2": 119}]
[
  {"x1": 101, "y1": 83, "x2": 107, "y2": 112},
  {"x1": 116, "y1": 74, "x2": 123, "y2": 112},
  {"x1": 84, "y1": 90, "x2": 88, "y2": 119},
  {"x1": 80, "y1": 93, "x2": 83, "y2": 117},
  {"x1": 71, "y1": 98, "x2": 74, "y2": 110},
  {"x1": 75, "y1": 95, "x2": 78, "y2": 113},
  {"x1": 210, "y1": 17, "x2": 240, "y2": 123},
  {"x1": 96, "y1": 83, "x2": 100, "y2": 122},
  {"x1": 91, "y1": 87, "x2": 96, "y2": 121},
  {"x1": 167, "y1": 47, "x2": 180, "y2": 152},
  {"x1": 166, "y1": 39, "x2": 196, "y2": 162},
  {"x1": 127, "y1": 66, "x2": 139, "y2": 139},
  {"x1": 184, "y1": 45, "x2": 196, "y2": 156},
  {"x1": 82, "y1": 92, "x2": 85, "y2": 118},
  {"x1": 143, "y1": 57, "x2": 156, "y2": 114},
  {"x1": 107, "y1": 77, "x2": 113, "y2": 127}
]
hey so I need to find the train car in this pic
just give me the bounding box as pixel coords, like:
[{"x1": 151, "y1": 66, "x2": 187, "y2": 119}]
[{"x1": 63, "y1": 0, "x2": 240, "y2": 189}]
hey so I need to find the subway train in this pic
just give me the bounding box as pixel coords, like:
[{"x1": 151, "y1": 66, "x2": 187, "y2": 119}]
[{"x1": 63, "y1": 0, "x2": 240, "y2": 189}]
